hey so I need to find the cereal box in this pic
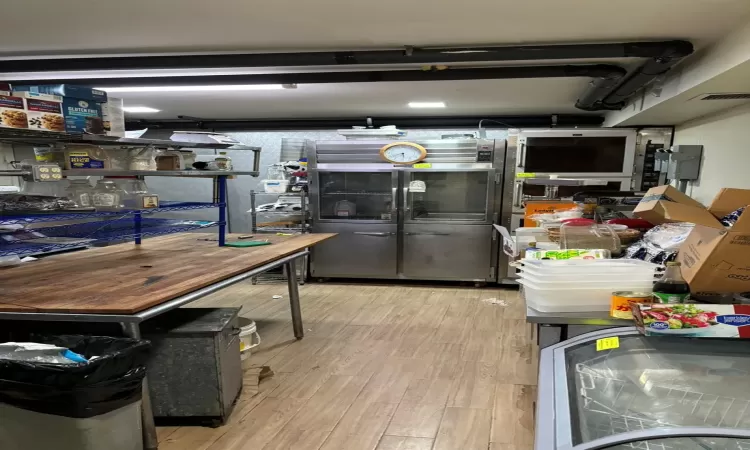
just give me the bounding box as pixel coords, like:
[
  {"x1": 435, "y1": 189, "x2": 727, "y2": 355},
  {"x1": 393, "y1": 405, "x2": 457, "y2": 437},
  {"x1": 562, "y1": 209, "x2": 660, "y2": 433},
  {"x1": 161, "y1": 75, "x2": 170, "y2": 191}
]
[
  {"x1": 0, "y1": 94, "x2": 28, "y2": 129},
  {"x1": 16, "y1": 92, "x2": 65, "y2": 133},
  {"x1": 632, "y1": 303, "x2": 750, "y2": 338}
]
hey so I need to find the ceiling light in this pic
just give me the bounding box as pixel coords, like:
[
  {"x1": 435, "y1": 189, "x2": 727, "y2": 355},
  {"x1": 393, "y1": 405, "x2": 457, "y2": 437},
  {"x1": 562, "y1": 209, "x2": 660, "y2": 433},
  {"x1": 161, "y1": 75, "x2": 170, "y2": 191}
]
[
  {"x1": 408, "y1": 102, "x2": 446, "y2": 108},
  {"x1": 122, "y1": 106, "x2": 161, "y2": 113},
  {"x1": 97, "y1": 84, "x2": 286, "y2": 93}
]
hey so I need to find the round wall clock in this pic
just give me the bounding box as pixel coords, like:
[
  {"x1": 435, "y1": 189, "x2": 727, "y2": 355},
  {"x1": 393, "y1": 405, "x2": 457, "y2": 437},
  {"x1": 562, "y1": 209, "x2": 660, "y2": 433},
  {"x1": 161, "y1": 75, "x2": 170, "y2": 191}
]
[{"x1": 379, "y1": 142, "x2": 427, "y2": 165}]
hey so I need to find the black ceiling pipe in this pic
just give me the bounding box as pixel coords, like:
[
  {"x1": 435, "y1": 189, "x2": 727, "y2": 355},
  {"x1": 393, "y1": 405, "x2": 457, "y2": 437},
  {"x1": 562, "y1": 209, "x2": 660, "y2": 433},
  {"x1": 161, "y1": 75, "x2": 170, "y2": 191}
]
[
  {"x1": 576, "y1": 40, "x2": 694, "y2": 111},
  {"x1": 5, "y1": 64, "x2": 626, "y2": 87},
  {"x1": 0, "y1": 40, "x2": 691, "y2": 74},
  {"x1": 125, "y1": 115, "x2": 604, "y2": 131}
]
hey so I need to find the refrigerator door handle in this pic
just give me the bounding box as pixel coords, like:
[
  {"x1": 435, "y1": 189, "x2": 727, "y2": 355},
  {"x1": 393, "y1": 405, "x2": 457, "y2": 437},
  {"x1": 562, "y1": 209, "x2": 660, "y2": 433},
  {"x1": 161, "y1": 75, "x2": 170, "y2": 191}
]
[
  {"x1": 404, "y1": 232, "x2": 451, "y2": 236},
  {"x1": 391, "y1": 187, "x2": 398, "y2": 217},
  {"x1": 403, "y1": 187, "x2": 411, "y2": 214},
  {"x1": 353, "y1": 232, "x2": 393, "y2": 237}
]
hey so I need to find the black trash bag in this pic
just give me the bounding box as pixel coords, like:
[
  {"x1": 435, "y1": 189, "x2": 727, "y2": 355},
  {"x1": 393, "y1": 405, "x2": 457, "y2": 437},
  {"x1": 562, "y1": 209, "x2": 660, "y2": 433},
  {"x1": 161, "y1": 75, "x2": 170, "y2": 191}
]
[{"x1": 0, "y1": 335, "x2": 150, "y2": 418}]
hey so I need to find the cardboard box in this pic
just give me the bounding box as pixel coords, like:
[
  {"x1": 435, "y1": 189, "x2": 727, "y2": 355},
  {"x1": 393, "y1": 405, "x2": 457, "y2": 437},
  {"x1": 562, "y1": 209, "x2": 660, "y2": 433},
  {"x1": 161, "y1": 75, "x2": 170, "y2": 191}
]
[
  {"x1": 102, "y1": 97, "x2": 125, "y2": 137},
  {"x1": 634, "y1": 185, "x2": 717, "y2": 226},
  {"x1": 62, "y1": 98, "x2": 104, "y2": 134},
  {"x1": 0, "y1": 93, "x2": 28, "y2": 129},
  {"x1": 632, "y1": 303, "x2": 750, "y2": 338},
  {"x1": 12, "y1": 84, "x2": 107, "y2": 102},
  {"x1": 15, "y1": 92, "x2": 65, "y2": 133},
  {"x1": 676, "y1": 188, "x2": 750, "y2": 293}
]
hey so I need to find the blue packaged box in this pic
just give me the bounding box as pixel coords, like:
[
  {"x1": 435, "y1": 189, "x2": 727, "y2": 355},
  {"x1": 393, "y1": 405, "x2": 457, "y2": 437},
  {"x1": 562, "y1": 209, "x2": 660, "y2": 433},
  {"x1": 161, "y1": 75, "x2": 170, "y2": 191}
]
[
  {"x1": 62, "y1": 98, "x2": 104, "y2": 134},
  {"x1": 13, "y1": 85, "x2": 107, "y2": 102}
]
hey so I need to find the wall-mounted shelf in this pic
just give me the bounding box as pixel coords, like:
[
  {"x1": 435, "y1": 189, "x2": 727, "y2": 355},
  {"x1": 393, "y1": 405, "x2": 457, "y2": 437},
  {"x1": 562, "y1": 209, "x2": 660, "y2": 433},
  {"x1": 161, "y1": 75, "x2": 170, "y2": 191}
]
[{"x1": 62, "y1": 170, "x2": 260, "y2": 177}]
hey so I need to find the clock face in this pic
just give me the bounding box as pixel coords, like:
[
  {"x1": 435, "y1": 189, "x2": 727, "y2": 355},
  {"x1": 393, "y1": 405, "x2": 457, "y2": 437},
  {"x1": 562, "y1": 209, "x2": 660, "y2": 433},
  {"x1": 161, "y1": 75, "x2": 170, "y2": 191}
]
[{"x1": 380, "y1": 143, "x2": 427, "y2": 164}]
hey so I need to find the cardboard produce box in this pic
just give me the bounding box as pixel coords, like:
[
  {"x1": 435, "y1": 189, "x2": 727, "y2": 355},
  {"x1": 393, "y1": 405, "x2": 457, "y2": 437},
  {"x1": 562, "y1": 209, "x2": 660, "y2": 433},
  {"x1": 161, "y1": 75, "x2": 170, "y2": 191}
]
[
  {"x1": 675, "y1": 188, "x2": 750, "y2": 293},
  {"x1": 634, "y1": 185, "x2": 716, "y2": 226}
]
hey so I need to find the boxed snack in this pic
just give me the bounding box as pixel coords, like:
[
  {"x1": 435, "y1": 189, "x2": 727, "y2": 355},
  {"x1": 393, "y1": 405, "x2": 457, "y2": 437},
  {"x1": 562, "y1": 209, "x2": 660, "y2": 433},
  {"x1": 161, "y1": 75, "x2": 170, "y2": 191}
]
[
  {"x1": 0, "y1": 93, "x2": 28, "y2": 129},
  {"x1": 634, "y1": 185, "x2": 716, "y2": 226},
  {"x1": 632, "y1": 303, "x2": 750, "y2": 338},
  {"x1": 12, "y1": 84, "x2": 107, "y2": 102},
  {"x1": 15, "y1": 92, "x2": 65, "y2": 132},
  {"x1": 102, "y1": 97, "x2": 125, "y2": 137},
  {"x1": 61, "y1": 97, "x2": 104, "y2": 134},
  {"x1": 676, "y1": 188, "x2": 750, "y2": 293}
]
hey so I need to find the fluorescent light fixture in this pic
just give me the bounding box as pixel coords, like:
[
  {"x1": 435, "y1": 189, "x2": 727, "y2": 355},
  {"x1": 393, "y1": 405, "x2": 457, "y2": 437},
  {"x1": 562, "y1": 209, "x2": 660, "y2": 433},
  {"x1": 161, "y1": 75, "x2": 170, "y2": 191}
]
[
  {"x1": 122, "y1": 106, "x2": 161, "y2": 113},
  {"x1": 97, "y1": 84, "x2": 286, "y2": 93},
  {"x1": 408, "y1": 101, "x2": 446, "y2": 108}
]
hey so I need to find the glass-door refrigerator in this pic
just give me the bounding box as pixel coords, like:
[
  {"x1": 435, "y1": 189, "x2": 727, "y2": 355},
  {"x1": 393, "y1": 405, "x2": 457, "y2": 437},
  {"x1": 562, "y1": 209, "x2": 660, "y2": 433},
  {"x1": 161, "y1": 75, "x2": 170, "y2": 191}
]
[
  {"x1": 537, "y1": 327, "x2": 750, "y2": 449},
  {"x1": 307, "y1": 138, "x2": 509, "y2": 282}
]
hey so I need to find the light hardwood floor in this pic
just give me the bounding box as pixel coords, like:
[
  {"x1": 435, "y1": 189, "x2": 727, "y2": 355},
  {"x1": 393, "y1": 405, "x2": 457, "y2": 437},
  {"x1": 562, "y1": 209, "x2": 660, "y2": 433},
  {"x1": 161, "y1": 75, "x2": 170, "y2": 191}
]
[{"x1": 157, "y1": 282, "x2": 537, "y2": 450}]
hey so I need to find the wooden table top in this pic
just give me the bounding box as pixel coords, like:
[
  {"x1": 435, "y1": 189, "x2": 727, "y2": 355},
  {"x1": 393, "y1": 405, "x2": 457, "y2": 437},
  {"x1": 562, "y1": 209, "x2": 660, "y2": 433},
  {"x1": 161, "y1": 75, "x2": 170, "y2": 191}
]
[{"x1": 0, "y1": 233, "x2": 335, "y2": 315}]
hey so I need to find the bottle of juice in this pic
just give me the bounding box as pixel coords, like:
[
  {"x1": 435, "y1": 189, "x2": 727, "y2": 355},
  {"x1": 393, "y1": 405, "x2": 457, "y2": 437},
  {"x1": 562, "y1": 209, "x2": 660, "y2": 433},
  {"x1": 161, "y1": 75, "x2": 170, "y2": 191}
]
[{"x1": 653, "y1": 261, "x2": 690, "y2": 304}]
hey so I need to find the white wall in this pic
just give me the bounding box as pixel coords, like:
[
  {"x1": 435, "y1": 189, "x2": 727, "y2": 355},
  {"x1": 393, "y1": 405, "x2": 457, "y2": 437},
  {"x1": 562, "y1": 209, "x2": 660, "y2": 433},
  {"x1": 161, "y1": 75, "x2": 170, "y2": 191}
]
[{"x1": 673, "y1": 102, "x2": 750, "y2": 205}]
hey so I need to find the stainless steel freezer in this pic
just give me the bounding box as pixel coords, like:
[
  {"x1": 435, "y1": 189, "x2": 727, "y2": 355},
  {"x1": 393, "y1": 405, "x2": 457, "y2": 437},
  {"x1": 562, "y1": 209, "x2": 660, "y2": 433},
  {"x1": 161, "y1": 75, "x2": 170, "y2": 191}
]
[
  {"x1": 307, "y1": 138, "x2": 511, "y2": 282},
  {"x1": 536, "y1": 327, "x2": 750, "y2": 449}
]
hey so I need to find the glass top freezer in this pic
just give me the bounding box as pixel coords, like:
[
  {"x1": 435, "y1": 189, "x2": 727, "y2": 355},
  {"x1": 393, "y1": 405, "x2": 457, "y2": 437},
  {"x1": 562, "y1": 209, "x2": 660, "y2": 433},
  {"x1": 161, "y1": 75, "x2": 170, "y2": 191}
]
[{"x1": 537, "y1": 327, "x2": 750, "y2": 450}]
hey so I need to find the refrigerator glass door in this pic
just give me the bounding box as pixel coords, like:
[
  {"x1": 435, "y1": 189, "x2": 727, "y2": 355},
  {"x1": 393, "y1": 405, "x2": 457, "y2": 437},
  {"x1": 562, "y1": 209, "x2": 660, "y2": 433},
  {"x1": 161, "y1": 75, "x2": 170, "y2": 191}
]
[
  {"x1": 551, "y1": 329, "x2": 750, "y2": 449},
  {"x1": 316, "y1": 170, "x2": 396, "y2": 222},
  {"x1": 404, "y1": 170, "x2": 494, "y2": 224}
]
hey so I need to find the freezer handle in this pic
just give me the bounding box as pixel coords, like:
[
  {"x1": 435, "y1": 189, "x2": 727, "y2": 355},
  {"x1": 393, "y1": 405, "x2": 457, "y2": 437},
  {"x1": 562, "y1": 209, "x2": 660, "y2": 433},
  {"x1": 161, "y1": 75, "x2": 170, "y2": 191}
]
[
  {"x1": 403, "y1": 187, "x2": 411, "y2": 214},
  {"x1": 517, "y1": 142, "x2": 526, "y2": 168},
  {"x1": 404, "y1": 232, "x2": 451, "y2": 236},
  {"x1": 353, "y1": 232, "x2": 393, "y2": 237}
]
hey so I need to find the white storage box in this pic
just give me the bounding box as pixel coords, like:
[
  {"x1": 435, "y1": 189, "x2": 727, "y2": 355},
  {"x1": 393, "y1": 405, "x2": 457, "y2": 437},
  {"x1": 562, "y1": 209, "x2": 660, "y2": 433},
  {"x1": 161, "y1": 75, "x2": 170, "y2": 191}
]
[
  {"x1": 519, "y1": 259, "x2": 661, "y2": 276},
  {"x1": 519, "y1": 279, "x2": 654, "y2": 312},
  {"x1": 518, "y1": 271, "x2": 657, "y2": 285},
  {"x1": 262, "y1": 180, "x2": 290, "y2": 193}
]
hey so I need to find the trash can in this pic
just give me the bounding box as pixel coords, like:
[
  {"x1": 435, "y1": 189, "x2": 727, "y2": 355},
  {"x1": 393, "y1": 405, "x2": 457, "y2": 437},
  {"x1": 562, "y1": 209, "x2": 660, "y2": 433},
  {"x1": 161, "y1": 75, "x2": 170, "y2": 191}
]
[{"x1": 0, "y1": 335, "x2": 150, "y2": 450}]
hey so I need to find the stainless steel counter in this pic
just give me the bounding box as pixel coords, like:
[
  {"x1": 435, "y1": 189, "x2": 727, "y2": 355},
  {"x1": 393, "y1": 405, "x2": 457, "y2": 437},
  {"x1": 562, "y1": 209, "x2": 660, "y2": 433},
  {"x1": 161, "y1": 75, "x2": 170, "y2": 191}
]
[{"x1": 526, "y1": 307, "x2": 635, "y2": 348}]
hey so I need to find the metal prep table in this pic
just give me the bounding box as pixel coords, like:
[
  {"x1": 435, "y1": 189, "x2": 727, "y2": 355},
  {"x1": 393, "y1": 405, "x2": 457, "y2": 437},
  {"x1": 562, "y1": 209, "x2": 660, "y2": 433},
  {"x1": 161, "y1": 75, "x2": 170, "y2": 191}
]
[
  {"x1": 0, "y1": 232, "x2": 336, "y2": 450},
  {"x1": 526, "y1": 307, "x2": 633, "y2": 348}
]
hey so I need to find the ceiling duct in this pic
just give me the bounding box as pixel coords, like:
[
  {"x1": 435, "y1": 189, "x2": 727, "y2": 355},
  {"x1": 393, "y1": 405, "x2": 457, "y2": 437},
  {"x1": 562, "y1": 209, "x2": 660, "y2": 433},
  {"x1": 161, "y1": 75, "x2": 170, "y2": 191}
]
[
  {"x1": 0, "y1": 40, "x2": 693, "y2": 113},
  {"x1": 697, "y1": 93, "x2": 750, "y2": 101},
  {"x1": 576, "y1": 40, "x2": 694, "y2": 111}
]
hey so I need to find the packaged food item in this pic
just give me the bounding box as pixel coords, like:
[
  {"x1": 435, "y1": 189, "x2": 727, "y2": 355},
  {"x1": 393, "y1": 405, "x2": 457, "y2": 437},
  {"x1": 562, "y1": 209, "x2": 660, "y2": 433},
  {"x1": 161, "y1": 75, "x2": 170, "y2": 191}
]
[
  {"x1": 652, "y1": 261, "x2": 690, "y2": 304},
  {"x1": 102, "y1": 97, "x2": 125, "y2": 137},
  {"x1": 632, "y1": 303, "x2": 750, "y2": 338},
  {"x1": 128, "y1": 147, "x2": 157, "y2": 171},
  {"x1": 62, "y1": 98, "x2": 104, "y2": 134},
  {"x1": 92, "y1": 179, "x2": 125, "y2": 211},
  {"x1": 15, "y1": 92, "x2": 64, "y2": 132},
  {"x1": 214, "y1": 152, "x2": 233, "y2": 170},
  {"x1": 64, "y1": 145, "x2": 111, "y2": 169},
  {"x1": 12, "y1": 85, "x2": 108, "y2": 102},
  {"x1": 0, "y1": 94, "x2": 28, "y2": 129},
  {"x1": 610, "y1": 291, "x2": 653, "y2": 320},
  {"x1": 65, "y1": 179, "x2": 94, "y2": 208},
  {"x1": 33, "y1": 146, "x2": 64, "y2": 164},
  {"x1": 524, "y1": 249, "x2": 609, "y2": 260}
]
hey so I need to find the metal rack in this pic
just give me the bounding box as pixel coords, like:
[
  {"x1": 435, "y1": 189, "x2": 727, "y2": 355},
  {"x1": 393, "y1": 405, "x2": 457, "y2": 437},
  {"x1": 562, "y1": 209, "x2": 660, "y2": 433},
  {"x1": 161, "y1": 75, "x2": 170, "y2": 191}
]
[
  {"x1": 0, "y1": 130, "x2": 261, "y2": 256},
  {"x1": 249, "y1": 190, "x2": 309, "y2": 283}
]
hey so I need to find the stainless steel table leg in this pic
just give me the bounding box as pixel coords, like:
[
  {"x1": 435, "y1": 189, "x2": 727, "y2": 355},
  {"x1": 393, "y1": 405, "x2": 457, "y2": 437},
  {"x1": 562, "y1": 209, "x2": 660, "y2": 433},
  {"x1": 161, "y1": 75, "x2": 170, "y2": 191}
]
[
  {"x1": 285, "y1": 259, "x2": 304, "y2": 339},
  {"x1": 122, "y1": 322, "x2": 159, "y2": 450}
]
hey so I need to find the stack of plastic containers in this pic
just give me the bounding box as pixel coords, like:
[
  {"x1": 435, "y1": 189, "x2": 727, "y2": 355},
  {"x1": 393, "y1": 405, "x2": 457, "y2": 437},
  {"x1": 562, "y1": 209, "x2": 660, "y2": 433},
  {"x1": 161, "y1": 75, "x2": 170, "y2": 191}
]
[{"x1": 517, "y1": 259, "x2": 661, "y2": 312}]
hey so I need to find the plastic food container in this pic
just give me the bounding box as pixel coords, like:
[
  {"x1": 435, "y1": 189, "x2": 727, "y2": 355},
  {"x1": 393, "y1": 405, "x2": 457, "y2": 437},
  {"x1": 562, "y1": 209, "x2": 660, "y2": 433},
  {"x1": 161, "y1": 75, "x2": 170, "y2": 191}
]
[
  {"x1": 519, "y1": 259, "x2": 661, "y2": 275},
  {"x1": 262, "y1": 180, "x2": 290, "y2": 193},
  {"x1": 519, "y1": 278, "x2": 655, "y2": 312}
]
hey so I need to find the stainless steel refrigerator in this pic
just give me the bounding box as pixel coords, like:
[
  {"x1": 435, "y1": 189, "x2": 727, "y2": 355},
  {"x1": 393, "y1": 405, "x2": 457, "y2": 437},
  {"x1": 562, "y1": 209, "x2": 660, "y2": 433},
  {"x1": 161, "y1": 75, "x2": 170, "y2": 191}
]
[
  {"x1": 536, "y1": 327, "x2": 750, "y2": 449},
  {"x1": 306, "y1": 138, "x2": 513, "y2": 282}
]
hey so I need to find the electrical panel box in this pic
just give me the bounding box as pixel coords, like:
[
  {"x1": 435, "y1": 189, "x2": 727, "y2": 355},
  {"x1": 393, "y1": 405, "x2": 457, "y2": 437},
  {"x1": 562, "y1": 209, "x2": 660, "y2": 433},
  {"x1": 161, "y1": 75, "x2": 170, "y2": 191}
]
[{"x1": 667, "y1": 145, "x2": 703, "y2": 181}]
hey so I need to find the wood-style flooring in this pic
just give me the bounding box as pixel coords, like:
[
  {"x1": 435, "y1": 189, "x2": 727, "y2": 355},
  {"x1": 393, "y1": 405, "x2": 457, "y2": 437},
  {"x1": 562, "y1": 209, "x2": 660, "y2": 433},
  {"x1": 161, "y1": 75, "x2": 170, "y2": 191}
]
[{"x1": 157, "y1": 282, "x2": 537, "y2": 450}]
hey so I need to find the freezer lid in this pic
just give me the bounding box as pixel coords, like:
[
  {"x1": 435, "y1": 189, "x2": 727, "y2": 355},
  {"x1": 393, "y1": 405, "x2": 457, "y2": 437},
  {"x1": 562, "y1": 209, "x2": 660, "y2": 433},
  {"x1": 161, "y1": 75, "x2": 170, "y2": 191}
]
[{"x1": 541, "y1": 327, "x2": 750, "y2": 450}]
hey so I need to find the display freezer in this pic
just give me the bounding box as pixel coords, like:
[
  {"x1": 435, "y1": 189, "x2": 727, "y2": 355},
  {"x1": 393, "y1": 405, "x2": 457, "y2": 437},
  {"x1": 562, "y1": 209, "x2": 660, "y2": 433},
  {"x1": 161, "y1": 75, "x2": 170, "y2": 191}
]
[
  {"x1": 307, "y1": 138, "x2": 509, "y2": 282},
  {"x1": 537, "y1": 327, "x2": 750, "y2": 449}
]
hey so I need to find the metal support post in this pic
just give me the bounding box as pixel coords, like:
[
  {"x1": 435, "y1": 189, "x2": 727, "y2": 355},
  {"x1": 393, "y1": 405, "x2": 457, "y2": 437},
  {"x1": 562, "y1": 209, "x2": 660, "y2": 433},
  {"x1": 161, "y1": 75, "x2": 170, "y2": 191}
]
[
  {"x1": 217, "y1": 175, "x2": 227, "y2": 246},
  {"x1": 121, "y1": 322, "x2": 158, "y2": 450},
  {"x1": 285, "y1": 259, "x2": 303, "y2": 339},
  {"x1": 134, "y1": 211, "x2": 142, "y2": 245}
]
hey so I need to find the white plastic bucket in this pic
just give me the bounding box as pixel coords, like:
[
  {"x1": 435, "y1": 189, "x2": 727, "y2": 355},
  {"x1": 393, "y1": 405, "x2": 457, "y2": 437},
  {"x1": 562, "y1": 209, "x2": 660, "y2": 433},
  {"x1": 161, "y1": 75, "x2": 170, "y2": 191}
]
[{"x1": 238, "y1": 318, "x2": 261, "y2": 361}]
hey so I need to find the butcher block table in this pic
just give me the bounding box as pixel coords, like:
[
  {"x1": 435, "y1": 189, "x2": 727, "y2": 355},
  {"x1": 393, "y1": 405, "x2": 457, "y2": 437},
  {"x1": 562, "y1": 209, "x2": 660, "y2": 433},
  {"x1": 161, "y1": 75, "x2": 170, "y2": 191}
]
[{"x1": 0, "y1": 232, "x2": 336, "y2": 450}]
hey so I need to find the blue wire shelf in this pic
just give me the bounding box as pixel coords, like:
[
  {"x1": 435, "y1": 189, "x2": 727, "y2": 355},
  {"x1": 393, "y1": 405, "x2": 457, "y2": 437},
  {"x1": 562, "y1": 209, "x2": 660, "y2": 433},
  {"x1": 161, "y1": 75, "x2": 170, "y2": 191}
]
[
  {"x1": 0, "y1": 218, "x2": 220, "y2": 257},
  {"x1": 0, "y1": 201, "x2": 223, "y2": 225}
]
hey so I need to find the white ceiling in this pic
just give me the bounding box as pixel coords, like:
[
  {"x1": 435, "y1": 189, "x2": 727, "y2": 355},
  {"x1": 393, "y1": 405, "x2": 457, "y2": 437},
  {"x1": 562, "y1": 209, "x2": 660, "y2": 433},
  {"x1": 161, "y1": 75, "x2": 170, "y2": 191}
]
[
  {"x1": 2, "y1": 0, "x2": 750, "y2": 123},
  {"x1": 1, "y1": 0, "x2": 749, "y2": 55},
  {"x1": 615, "y1": 60, "x2": 750, "y2": 126}
]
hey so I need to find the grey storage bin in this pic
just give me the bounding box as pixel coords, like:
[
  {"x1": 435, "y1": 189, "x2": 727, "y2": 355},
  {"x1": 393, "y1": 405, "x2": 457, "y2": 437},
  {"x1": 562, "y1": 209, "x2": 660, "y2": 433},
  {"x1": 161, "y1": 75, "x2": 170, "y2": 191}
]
[
  {"x1": 0, "y1": 401, "x2": 142, "y2": 450},
  {"x1": 141, "y1": 308, "x2": 242, "y2": 426}
]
